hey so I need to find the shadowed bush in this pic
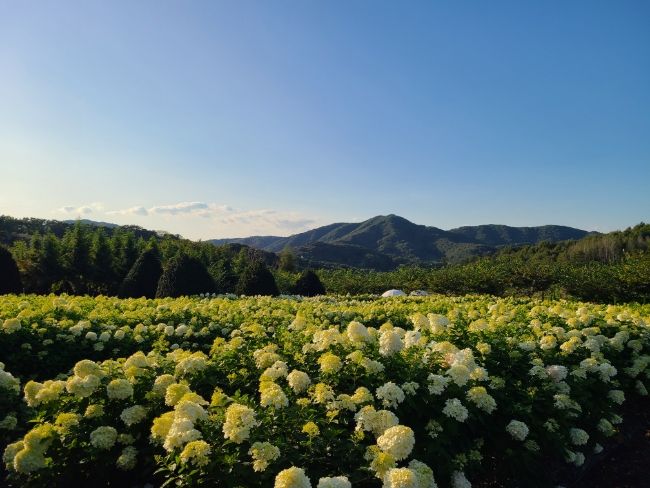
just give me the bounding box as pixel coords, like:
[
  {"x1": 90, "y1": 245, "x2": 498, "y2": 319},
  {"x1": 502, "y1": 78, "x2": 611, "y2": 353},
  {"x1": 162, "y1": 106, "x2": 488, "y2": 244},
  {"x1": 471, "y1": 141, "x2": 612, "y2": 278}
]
[
  {"x1": 235, "y1": 260, "x2": 279, "y2": 296},
  {"x1": 0, "y1": 246, "x2": 21, "y2": 294},
  {"x1": 294, "y1": 269, "x2": 325, "y2": 296},
  {"x1": 155, "y1": 254, "x2": 215, "y2": 298}
]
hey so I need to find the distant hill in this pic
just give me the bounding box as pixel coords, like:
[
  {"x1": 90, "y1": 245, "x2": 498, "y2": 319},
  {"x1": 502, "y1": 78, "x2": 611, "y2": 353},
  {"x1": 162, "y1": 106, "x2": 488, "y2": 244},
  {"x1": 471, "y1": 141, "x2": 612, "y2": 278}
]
[
  {"x1": 210, "y1": 215, "x2": 592, "y2": 269},
  {"x1": 63, "y1": 219, "x2": 119, "y2": 229},
  {"x1": 0, "y1": 216, "x2": 167, "y2": 245},
  {"x1": 448, "y1": 224, "x2": 591, "y2": 247}
]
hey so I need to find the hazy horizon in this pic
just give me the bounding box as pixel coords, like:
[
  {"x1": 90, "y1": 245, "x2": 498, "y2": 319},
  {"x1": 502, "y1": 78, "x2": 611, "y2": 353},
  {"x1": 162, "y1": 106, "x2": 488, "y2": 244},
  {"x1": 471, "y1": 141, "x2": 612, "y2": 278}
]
[
  {"x1": 2, "y1": 211, "x2": 644, "y2": 241},
  {"x1": 1, "y1": 1, "x2": 648, "y2": 239}
]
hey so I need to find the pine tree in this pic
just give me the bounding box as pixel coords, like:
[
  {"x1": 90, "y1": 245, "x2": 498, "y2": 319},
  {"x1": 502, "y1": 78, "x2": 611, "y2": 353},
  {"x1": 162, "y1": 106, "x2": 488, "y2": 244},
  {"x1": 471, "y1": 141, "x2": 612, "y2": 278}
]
[
  {"x1": 155, "y1": 254, "x2": 215, "y2": 298},
  {"x1": 294, "y1": 269, "x2": 326, "y2": 296},
  {"x1": 62, "y1": 222, "x2": 91, "y2": 293},
  {"x1": 235, "y1": 260, "x2": 279, "y2": 296},
  {"x1": 63, "y1": 223, "x2": 91, "y2": 276},
  {"x1": 91, "y1": 229, "x2": 114, "y2": 293},
  {"x1": 0, "y1": 246, "x2": 22, "y2": 294},
  {"x1": 40, "y1": 233, "x2": 63, "y2": 292},
  {"x1": 119, "y1": 248, "x2": 162, "y2": 298},
  {"x1": 117, "y1": 233, "x2": 139, "y2": 278}
]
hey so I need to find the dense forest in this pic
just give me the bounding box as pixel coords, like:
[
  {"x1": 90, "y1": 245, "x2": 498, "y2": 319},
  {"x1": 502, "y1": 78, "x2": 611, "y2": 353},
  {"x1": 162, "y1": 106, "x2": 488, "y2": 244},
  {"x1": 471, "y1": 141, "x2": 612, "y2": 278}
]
[{"x1": 0, "y1": 216, "x2": 648, "y2": 303}]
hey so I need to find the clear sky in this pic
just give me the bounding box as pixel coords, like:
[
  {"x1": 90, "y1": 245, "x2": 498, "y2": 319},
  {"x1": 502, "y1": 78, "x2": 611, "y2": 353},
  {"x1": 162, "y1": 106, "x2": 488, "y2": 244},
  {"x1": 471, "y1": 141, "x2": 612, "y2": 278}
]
[{"x1": 1, "y1": 1, "x2": 648, "y2": 239}]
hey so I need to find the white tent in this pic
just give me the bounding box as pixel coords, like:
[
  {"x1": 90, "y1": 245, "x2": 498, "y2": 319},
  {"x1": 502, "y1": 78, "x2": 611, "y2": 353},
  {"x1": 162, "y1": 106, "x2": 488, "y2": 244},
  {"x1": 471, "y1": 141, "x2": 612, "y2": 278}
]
[{"x1": 381, "y1": 289, "x2": 406, "y2": 297}]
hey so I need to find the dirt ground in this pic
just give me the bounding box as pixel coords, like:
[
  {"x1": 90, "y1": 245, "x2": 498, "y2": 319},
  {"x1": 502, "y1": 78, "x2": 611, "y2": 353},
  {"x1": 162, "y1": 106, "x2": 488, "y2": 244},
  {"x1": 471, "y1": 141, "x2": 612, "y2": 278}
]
[
  {"x1": 572, "y1": 427, "x2": 650, "y2": 488},
  {"x1": 571, "y1": 397, "x2": 650, "y2": 488}
]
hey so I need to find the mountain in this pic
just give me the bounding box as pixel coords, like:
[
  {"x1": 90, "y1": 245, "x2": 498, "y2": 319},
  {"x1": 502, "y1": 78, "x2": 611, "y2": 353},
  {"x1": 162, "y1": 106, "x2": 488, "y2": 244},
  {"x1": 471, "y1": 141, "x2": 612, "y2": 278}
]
[
  {"x1": 210, "y1": 215, "x2": 592, "y2": 269},
  {"x1": 448, "y1": 224, "x2": 591, "y2": 247},
  {"x1": 64, "y1": 219, "x2": 120, "y2": 229}
]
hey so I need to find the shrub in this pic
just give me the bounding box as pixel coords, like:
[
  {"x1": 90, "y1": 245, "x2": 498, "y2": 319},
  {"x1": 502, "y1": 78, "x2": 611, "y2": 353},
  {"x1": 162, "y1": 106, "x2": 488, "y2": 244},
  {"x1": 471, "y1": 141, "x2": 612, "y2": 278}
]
[
  {"x1": 294, "y1": 269, "x2": 325, "y2": 296},
  {"x1": 235, "y1": 260, "x2": 279, "y2": 296}
]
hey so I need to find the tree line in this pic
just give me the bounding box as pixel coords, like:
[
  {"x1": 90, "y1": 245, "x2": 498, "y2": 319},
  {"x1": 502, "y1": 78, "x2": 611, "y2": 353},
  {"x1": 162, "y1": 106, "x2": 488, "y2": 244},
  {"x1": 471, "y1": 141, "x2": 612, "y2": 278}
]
[
  {"x1": 315, "y1": 224, "x2": 650, "y2": 303},
  {"x1": 1, "y1": 219, "x2": 648, "y2": 303},
  {"x1": 0, "y1": 222, "x2": 325, "y2": 298}
]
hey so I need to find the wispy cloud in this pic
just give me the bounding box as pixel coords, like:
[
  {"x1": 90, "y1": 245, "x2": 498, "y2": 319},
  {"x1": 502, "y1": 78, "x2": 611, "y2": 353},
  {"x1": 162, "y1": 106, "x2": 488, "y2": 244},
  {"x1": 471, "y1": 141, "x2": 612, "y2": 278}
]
[
  {"x1": 149, "y1": 201, "x2": 209, "y2": 215},
  {"x1": 106, "y1": 206, "x2": 149, "y2": 216},
  {"x1": 102, "y1": 202, "x2": 319, "y2": 235},
  {"x1": 57, "y1": 202, "x2": 103, "y2": 215},
  {"x1": 216, "y1": 209, "x2": 317, "y2": 233}
]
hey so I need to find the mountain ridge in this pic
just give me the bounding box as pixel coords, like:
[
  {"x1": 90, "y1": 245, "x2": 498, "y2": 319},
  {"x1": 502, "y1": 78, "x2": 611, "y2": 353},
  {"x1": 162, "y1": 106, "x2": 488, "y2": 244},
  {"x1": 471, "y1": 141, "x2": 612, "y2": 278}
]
[{"x1": 210, "y1": 215, "x2": 593, "y2": 269}]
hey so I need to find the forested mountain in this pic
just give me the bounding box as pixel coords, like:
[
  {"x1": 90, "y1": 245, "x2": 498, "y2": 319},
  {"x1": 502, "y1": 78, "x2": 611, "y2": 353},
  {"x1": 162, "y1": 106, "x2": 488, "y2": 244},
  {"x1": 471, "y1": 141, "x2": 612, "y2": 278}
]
[
  {"x1": 210, "y1": 214, "x2": 591, "y2": 268},
  {"x1": 448, "y1": 224, "x2": 592, "y2": 247}
]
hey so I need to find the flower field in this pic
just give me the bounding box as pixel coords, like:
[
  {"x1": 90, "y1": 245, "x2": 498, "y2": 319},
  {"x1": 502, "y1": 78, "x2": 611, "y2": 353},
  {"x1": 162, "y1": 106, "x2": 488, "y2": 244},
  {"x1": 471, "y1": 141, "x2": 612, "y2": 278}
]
[{"x1": 1, "y1": 294, "x2": 649, "y2": 488}]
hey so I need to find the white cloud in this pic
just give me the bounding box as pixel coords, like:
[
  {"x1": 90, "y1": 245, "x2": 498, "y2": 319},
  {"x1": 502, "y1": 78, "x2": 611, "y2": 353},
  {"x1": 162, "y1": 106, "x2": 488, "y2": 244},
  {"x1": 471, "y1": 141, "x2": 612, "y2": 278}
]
[
  {"x1": 106, "y1": 206, "x2": 149, "y2": 216},
  {"x1": 101, "y1": 201, "x2": 321, "y2": 237},
  {"x1": 150, "y1": 201, "x2": 209, "y2": 215},
  {"x1": 277, "y1": 218, "x2": 317, "y2": 230},
  {"x1": 216, "y1": 209, "x2": 316, "y2": 233},
  {"x1": 57, "y1": 202, "x2": 103, "y2": 215}
]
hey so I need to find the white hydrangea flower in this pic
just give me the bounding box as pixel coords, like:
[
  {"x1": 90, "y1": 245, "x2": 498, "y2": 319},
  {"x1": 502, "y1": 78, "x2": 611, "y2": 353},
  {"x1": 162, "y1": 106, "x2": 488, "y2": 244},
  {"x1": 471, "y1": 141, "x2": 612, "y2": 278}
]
[
  {"x1": 506, "y1": 420, "x2": 529, "y2": 441},
  {"x1": 569, "y1": 428, "x2": 589, "y2": 446},
  {"x1": 317, "y1": 476, "x2": 351, "y2": 488},
  {"x1": 377, "y1": 425, "x2": 415, "y2": 461},
  {"x1": 376, "y1": 382, "x2": 405, "y2": 408},
  {"x1": 443, "y1": 398, "x2": 468, "y2": 422},
  {"x1": 274, "y1": 466, "x2": 312, "y2": 488}
]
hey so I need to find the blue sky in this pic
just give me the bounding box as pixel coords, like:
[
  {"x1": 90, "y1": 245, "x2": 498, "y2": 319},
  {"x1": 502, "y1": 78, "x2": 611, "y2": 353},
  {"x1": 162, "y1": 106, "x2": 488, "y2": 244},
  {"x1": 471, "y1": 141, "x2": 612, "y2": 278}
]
[{"x1": 1, "y1": 1, "x2": 648, "y2": 239}]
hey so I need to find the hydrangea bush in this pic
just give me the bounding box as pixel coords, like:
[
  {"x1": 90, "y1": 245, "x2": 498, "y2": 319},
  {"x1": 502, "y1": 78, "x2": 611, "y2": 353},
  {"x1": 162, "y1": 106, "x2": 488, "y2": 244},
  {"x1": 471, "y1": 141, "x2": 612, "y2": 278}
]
[{"x1": 1, "y1": 294, "x2": 649, "y2": 487}]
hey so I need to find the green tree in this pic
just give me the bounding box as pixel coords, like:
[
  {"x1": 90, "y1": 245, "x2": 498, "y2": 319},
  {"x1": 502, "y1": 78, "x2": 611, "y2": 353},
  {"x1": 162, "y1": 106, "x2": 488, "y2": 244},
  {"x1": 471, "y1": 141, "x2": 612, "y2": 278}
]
[
  {"x1": 40, "y1": 233, "x2": 63, "y2": 291},
  {"x1": 209, "y1": 259, "x2": 238, "y2": 293},
  {"x1": 61, "y1": 222, "x2": 91, "y2": 293},
  {"x1": 113, "y1": 232, "x2": 139, "y2": 281},
  {"x1": 278, "y1": 246, "x2": 297, "y2": 272},
  {"x1": 90, "y1": 229, "x2": 115, "y2": 293}
]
